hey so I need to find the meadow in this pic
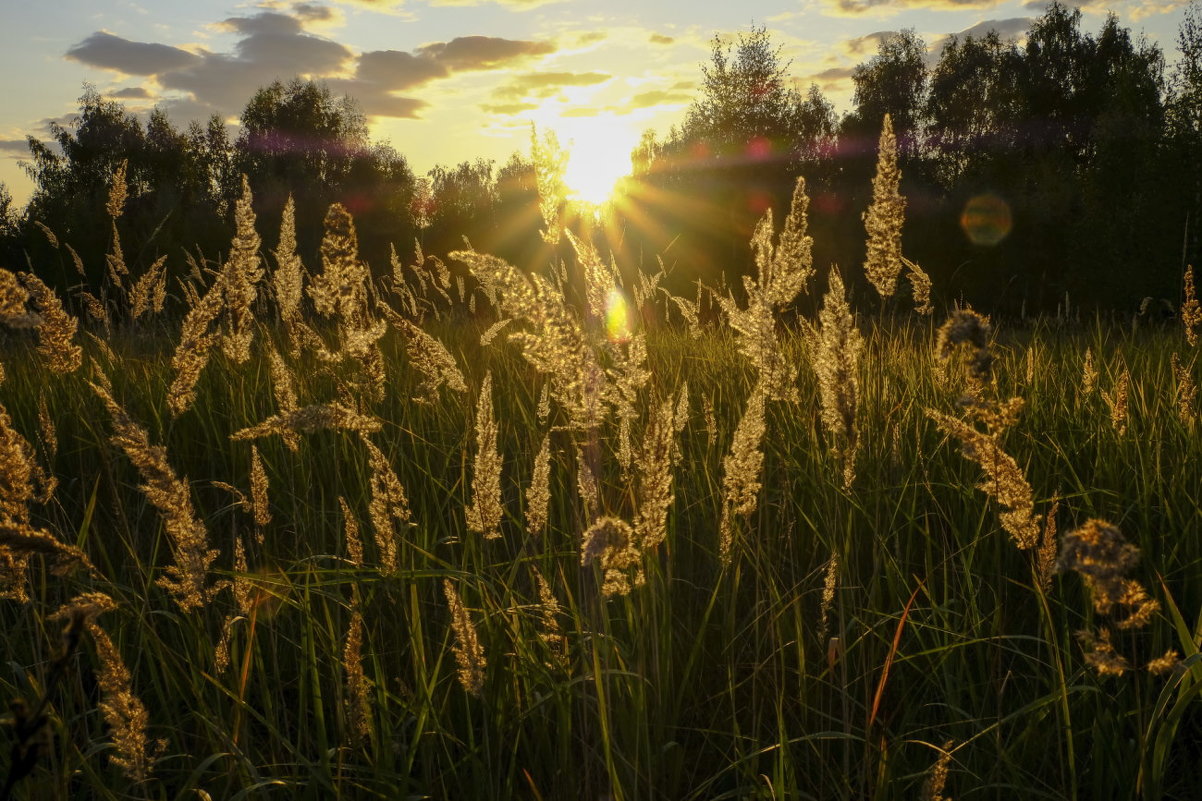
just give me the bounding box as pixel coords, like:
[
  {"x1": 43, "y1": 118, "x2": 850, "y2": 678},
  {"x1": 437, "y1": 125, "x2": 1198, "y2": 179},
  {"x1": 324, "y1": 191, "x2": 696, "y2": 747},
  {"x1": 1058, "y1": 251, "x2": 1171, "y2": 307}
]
[{"x1": 1, "y1": 132, "x2": 1201, "y2": 800}]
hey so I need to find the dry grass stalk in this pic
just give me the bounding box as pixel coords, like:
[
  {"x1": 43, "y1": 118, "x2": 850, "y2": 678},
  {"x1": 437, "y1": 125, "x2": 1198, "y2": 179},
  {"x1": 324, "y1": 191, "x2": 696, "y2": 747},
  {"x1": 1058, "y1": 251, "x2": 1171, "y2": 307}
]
[
  {"x1": 266, "y1": 344, "x2": 300, "y2": 452},
  {"x1": 718, "y1": 385, "x2": 767, "y2": 565},
  {"x1": 1075, "y1": 628, "x2": 1130, "y2": 677},
  {"x1": 36, "y1": 392, "x2": 56, "y2": 465},
  {"x1": 480, "y1": 317, "x2": 512, "y2": 347},
  {"x1": 863, "y1": 114, "x2": 905, "y2": 302},
  {"x1": 566, "y1": 230, "x2": 621, "y2": 323},
  {"x1": 1147, "y1": 650, "x2": 1182, "y2": 675},
  {"x1": 106, "y1": 159, "x2": 128, "y2": 219},
  {"x1": 1102, "y1": 367, "x2": 1130, "y2": 436},
  {"x1": 819, "y1": 551, "x2": 839, "y2": 644},
  {"x1": 1037, "y1": 496, "x2": 1060, "y2": 592},
  {"x1": 91, "y1": 372, "x2": 219, "y2": 611},
  {"x1": 1057, "y1": 519, "x2": 1158, "y2": 630},
  {"x1": 443, "y1": 578, "x2": 486, "y2": 696},
  {"x1": 220, "y1": 176, "x2": 263, "y2": 364},
  {"x1": 935, "y1": 309, "x2": 994, "y2": 392},
  {"x1": 1171, "y1": 352, "x2": 1197, "y2": 424},
  {"x1": 466, "y1": 372, "x2": 503, "y2": 540},
  {"x1": 526, "y1": 433, "x2": 551, "y2": 536},
  {"x1": 902, "y1": 257, "x2": 933, "y2": 315},
  {"x1": 21, "y1": 273, "x2": 82, "y2": 374},
  {"x1": 581, "y1": 516, "x2": 643, "y2": 596},
  {"x1": 764, "y1": 176, "x2": 815, "y2": 303},
  {"x1": 249, "y1": 446, "x2": 271, "y2": 529},
  {"x1": 716, "y1": 179, "x2": 815, "y2": 399},
  {"x1": 310, "y1": 203, "x2": 368, "y2": 323},
  {"x1": 51, "y1": 594, "x2": 156, "y2": 782},
  {"x1": 65, "y1": 243, "x2": 85, "y2": 276},
  {"x1": 1183, "y1": 264, "x2": 1200, "y2": 348},
  {"x1": 272, "y1": 195, "x2": 304, "y2": 328},
  {"x1": 343, "y1": 610, "x2": 374, "y2": 743},
  {"x1": 79, "y1": 292, "x2": 111, "y2": 330},
  {"x1": 167, "y1": 273, "x2": 225, "y2": 417},
  {"x1": 88, "y1": 619, "x2": 156, "y2": 781},
  {"x1": 32, "y1": 220, "x2": 58, "y2": 249},
  {"x1": 0, "y1": 403, "x2": 38, "y2": 524},
  {"x1": 576, "y1": 447, "x2": 600, "y2": 521},
  {"x1": 1081, "y1": 347, "x2": 1098, "y2": 398},
  {"x1": 308, "y1": 203, "x2": 386, "y2": 402},
  {"x1": 807, "y1": 268, "x2": 862, "y2": 490},
  {"x1": 362, "y1": 436, "x2": 409, "y2": 571},
  {"x1": 927, "y1": 409, "x2": 1040, "y2": 549},
  {"x1": 532, "y1": 126, "x2": 567, "y2": 245},
  {"x1": 456, "y1": 249, "x2": 610, "y2": 429},
  {"x1": 0, "y1": 268, "x2": 34, "y2": 327},
  {"x1": 920, "y1": 740, "x2": 955, "y2": 801},
  {"x1": 379, "y1": 305, "x2": 468, "y2": 403},
  {"x1": 340, "y1": 496, "x2": 363, "y2": 566},
  {"x1": 106, "y1": 220, "x2": 127, "y2": 289},
  {"x1": 634, "y1": 397, "x2": 676, "y2": 551},
  {"x1": 714, "y1": 284, "x2": 796, "y2": 402},
  {"x1": 530, "y1": 566, "x2": 565, "y2": 660},
  {"x1": 231, "y1": 403, "x2": 382, "y2": 442},
  {"x1": 537, "y1": 383, "x2": 551, "y2": 425},
  {"x1": 664, "y1": 289, "x2": 702, "y2": 339},
  {"x1": 214, "y1": 536, "x2": 251, "y2": 673},
  {"x1": 128, "y1": 255, "x2": 168, "y2": 321}
]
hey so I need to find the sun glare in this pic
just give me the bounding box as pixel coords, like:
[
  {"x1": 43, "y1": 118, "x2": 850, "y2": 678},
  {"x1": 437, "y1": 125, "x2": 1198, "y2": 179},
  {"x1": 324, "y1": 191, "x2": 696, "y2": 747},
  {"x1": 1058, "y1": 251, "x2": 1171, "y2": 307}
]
[{"x1": 557, "y1": 119, "x2": 638, "y2": 206}]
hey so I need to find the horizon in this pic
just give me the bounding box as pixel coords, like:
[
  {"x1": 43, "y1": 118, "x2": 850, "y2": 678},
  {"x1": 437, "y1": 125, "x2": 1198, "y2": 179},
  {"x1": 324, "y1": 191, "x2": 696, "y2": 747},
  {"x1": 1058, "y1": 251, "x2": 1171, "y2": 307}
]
[{"x1": 0, "y1": 0, "x2": 1190, "y2": 207}]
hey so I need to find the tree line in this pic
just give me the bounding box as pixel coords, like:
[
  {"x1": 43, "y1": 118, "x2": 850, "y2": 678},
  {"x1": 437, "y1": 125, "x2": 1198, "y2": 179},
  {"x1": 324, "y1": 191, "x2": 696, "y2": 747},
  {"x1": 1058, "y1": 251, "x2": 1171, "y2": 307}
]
[{"x1": 1, "y1": 1, "x2": 1198, "y2": 315}]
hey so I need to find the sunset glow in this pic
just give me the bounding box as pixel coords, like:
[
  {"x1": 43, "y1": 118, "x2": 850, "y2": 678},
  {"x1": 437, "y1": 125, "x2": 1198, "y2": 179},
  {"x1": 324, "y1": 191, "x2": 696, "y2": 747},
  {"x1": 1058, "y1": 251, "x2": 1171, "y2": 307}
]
[{"x1": 557, "y1": 118, "x2": 639, "y2": 206}]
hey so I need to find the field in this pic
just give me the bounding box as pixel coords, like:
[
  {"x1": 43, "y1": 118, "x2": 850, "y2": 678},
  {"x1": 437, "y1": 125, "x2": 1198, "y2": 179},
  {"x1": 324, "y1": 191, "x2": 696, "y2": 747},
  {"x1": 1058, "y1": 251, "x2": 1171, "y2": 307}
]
[{"x1": 2, "y1": 169, "x2": 1202, "y2": 801}]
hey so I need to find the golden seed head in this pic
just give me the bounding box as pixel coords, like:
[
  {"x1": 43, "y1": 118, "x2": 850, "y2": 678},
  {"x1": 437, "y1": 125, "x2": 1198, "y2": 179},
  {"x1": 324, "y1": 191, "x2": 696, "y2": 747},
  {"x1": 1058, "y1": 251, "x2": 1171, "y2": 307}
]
[
  {"x1": 863, "y1": 114, "x2": 905, "y2": 301},
  {"x1": 443, "y1": 579, "x2": 487, "y2": 696},
  {"x1": 526, "y1": 433, "x2": 551, "y2": 536},
  {"x1": 580, "y1": 516, "x2": 643, "y2": 596},
  {"x1": 466, "y1": 372, "x2": 503, "y2": 540}
]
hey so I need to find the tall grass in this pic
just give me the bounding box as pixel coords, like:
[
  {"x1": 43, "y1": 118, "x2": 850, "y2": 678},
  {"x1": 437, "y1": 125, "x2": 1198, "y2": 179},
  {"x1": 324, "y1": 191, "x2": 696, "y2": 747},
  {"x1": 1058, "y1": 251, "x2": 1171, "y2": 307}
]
[{"x1": 1, "y1": 145, "x2": 1200, "y2": 800}]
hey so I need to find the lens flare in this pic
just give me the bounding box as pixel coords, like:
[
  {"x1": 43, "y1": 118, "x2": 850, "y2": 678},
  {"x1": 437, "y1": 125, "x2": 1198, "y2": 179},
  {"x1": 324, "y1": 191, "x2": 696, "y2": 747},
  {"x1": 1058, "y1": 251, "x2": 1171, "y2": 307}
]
[
  {"x1": 960, "y1": 194, "x2": 1013, "y2": 246},
  {"x1": 605, "y1": 289, "x2": 631, "y2": 342}
]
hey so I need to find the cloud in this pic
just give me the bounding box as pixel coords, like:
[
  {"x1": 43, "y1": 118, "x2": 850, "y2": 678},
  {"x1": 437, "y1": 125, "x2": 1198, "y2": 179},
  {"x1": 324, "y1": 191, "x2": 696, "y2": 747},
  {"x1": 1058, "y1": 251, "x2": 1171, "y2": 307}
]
[
  {"x1": 809, "y1": 66, "x2": 858, "y2": 90},
  {"x1": 0, "y1": 140, "x2": 29, "y2": 157},
  {"x1": 493, "y1": 71, "x2": 610, "y2": 100},
  {"x1": 355, "y1": 49, "x2": 450, "y2": 88},
  {"x1": 428, "y1": 0, "x2": 565, "y2": 8},
  {"x1": 956, "y1": 17, "x2": 1031, "y2": 39},
  {"x1": 1024, "y1": 0, "x2": 1186, "y2": 20},
  {"x1": 479, "y1": 101, "x2": 539, "y2": 115},
  {"x1": 827, "y1": 0, "x2": 1002, "y2": 16},
  {"x1": 63, "y1": 10, "x2": 558, "y2": 126},
  {"x1": 649, "y1": 33, "x2": 675, "y2": 45},
  {"x1": 842, "y1": 30, "x2": 898, "y2": 56},
  {"x1": 416, "y1": 36, "x2": 556, "y2": 70},
  {"x1": 577, "y1": 32, "x2": 608, "y2": 45},
  {"x1": 65, "y1": 31, "x2": 200, "y2": 75},
  {"x1": 108, "y1": 86, "x2": 152, "y2": 99},
  {"x1": 627, "y1": 89, "x2": 692, "y2": 108}
]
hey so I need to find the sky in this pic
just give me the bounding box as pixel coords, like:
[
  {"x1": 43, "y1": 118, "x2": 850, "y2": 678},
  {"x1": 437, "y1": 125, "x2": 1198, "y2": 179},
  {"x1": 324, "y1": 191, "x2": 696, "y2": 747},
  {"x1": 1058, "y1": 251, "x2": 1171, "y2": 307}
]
[{"x1": 0, "y1": 0, "x2": 1191, "y2": 206}]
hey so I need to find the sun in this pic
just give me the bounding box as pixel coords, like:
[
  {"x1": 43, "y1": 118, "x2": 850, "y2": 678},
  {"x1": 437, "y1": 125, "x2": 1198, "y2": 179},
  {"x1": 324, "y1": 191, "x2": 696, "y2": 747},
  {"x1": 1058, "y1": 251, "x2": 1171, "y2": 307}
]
[{"x1": 556, "y1": 119, "x2": 638, "y2": 206}]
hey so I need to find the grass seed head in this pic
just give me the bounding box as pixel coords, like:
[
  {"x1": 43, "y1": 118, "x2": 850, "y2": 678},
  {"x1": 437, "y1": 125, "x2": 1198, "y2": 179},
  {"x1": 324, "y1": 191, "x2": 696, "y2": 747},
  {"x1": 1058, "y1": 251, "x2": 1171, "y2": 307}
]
[{"x1": 443, "y1": 579, "x2": 487, "y2": 696}]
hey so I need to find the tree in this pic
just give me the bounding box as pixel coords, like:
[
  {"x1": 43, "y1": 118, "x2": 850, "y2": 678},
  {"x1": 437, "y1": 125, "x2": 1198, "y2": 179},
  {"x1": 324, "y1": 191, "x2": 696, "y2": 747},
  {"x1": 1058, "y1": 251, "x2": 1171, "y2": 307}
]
[
  {"x1": 844, "y1": 30, "x2": 929, "y2": 157},
  {"x1": 236, "y1": 79, "x2": 414, "y2": 270},
  {"x1": 925, "y1": 30, "x2": 1023, "y2": 187},
  {"x1": 679, "y1": 26, "x2": 807, "y2": 161},
  {"x1": 1171, "y1": 0, "x2": 1202, "y2": 270}
]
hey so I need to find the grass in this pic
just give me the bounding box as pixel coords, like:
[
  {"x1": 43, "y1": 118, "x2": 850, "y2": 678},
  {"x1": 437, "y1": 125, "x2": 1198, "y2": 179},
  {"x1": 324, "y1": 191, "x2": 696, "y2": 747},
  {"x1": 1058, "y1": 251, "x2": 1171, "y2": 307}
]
[{"x1": 1, "y1": 300, "x2": 1200, "y2": 800}]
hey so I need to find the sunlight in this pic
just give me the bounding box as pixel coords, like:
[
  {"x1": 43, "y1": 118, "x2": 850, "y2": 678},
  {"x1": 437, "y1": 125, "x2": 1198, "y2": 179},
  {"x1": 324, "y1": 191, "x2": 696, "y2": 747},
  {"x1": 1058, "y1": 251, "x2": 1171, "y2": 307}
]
[{"x1": 556, "y1": 118, "x2": 638, "y2": 206}]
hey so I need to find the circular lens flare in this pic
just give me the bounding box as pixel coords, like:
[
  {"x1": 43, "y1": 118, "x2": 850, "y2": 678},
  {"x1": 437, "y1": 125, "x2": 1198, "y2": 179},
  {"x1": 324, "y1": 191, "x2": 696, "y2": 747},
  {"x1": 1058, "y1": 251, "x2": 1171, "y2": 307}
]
[
  {"x1": 605, "y1": 289, "x2": 631, "y2": 343},
  {"x1": 960, "y1": 194, "x2": 1013, "y2": 246}
]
